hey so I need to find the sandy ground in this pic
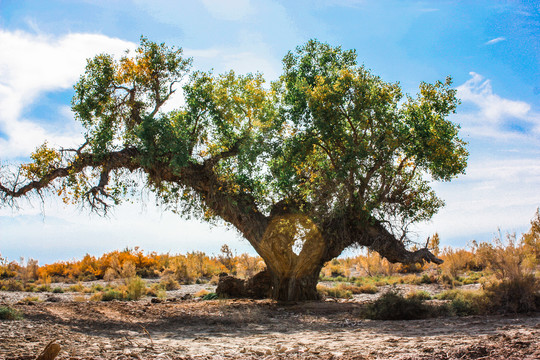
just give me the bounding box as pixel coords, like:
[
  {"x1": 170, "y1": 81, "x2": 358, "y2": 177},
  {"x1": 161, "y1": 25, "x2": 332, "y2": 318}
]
[{"x1": 1, "y1": 283, "x2": 539, "y2": 360}]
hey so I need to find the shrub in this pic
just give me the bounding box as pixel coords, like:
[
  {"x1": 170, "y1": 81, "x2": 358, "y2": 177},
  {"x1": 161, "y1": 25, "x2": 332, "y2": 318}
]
[
  {"x1": 336, "y1": 283, "x2": 378, "y2": 294},
  {"x1": 146, "y1": 283, "x2": 166, "y2": 298},
  {"x1": 125, "y1": 276, "x2": 146, "y2": 300},
  {"x1": 483, "y1": 275, "x2": 539, "y2": 313},
  {"x1": 450, "y1": 296, "x2": 478, "y2": 316},
  {"x1": 417, "y1": 274, "x2": 436, "y2": 284},
  {"x1": 52, "y1": 287, "x2": 64, "y2": 293},
  {"x1": 436, "y1": 289, "x2": 487, "y2": 316},
  {"x1": 101, "y1": 289, "x2": 123, "y2": 301},
  {"x1": 440, "y1": 247, "x2": 476, "y2": 278},
  {"x1": 89, "y1": 293, "x2": 103, "y2": 301},
  {"x1": 202, "y1": 292, "x2": 219, "y2": 300},
  {"x1": 364, "y1": 291, "x2": 430, "y2": 320},
  {"x1": 357, "y1": 284, "x2": 379, "y2": 294},
  {"x1": 19, "y1": 296, "x2": 40, "y2": 304},
  {"x1": 317, "y1": 284, "x2": 352, "y2": 299},
  {"x1": 0, "y1": 279, "x2": 24, "y2": 291},
  {"x1": 0, "y1": 306, "x2": 23, "y2": 320},
  {"x1": 160, "y1": 276, "x2": 180, "y2": 290},
  {"x1": 36, "y1": 284, "x2": 51, "y2": 292},
  {"x1": 407, "y1": 290, "x2": 432, "y2": 301},
  {"x1": 67, "y1": 283, "x2": 85, "y2": 292},
  {"x1": 90, "y1": 284, "x2": 104, "y2": 293}
]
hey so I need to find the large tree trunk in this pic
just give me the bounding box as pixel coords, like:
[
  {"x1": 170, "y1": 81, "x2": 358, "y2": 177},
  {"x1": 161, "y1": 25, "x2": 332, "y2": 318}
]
[
  {"x1": 268, "y1": 268, "x2": 321, "y2": 301},
  {"x1": 254, "y1": 213, "x2": 328, "y2": 301}
]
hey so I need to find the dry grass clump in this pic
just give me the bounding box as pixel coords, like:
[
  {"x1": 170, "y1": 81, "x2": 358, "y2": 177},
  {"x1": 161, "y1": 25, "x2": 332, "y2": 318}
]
[
  {"x1": 317, "y1": 284, "x2": 352, "y2": 299},
  {"x1": 194, "y1": 289, "x2": 210, "y2": 298},
  {"x1": 363, "y1": 291, "x2": 432, "y2": 320},
  {"x1": 159, "y1": 275, "x2": 180, "y2": 290},
  {"x1": 338, "y1": 283, "x2": 378, "y2": 294}
]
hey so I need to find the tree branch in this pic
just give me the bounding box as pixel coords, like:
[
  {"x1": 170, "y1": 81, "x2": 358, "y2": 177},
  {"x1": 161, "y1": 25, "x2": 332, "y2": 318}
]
[{"x1": 0, "y1": 148, "x2": 140, "y2": 201}]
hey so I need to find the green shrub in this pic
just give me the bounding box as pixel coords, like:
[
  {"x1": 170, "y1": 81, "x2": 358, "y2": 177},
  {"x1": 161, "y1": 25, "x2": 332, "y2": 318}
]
[
  {"x1": 90, "y1": 284, "x2": 104, "y2": 293},
  {"x1": 125, "y1": 276, "x2": 146, "y2": 300},
  {"x1": 36, "y1": 284, "x2": 51, "y2": 292},
  {"x1": 419, "y1": 274, "x2": 435, "y2": 284},
  {"x1": 202, "y1": 292, "x2": 219, "y2": 300},
  {"x1": 0, "y1": 306, "x2": 23, "y2": 320},
  {"x1": 407, "y1": 290, "x2": 432, "y2": 301},
  {"x1": 450, "y1": 297, "x2": 478, "y2": 316},
  {"x1": 0, "y1": 279, "x2": 24, "y2": 291},
  {"x1": 317, "y1": 284, "x2": 352, "y2": 299},
  {"x1": 101, "y1": 289, "x2": 123, "y2": 301},
  {"x1": 364, "y1": 291, "x2": 430, "y2": 320},
  {"x1": 52, "y1": 287, "x2": 64, "y2": 293},
  {"x1": 436, "y1": 289, "x2": 486, "y2": 316},
  {"x1": 483, "y1": 275, "x2": 539, "y2": 313}
]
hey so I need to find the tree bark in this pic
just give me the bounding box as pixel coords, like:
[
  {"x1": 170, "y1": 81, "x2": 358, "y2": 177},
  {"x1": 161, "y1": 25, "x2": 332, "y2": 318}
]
[{"x1": 268, "y1": 268, "x2": 321, "y2": 301}]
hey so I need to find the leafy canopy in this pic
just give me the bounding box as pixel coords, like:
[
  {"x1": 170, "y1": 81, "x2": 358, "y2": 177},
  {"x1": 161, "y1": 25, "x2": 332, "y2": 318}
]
[{"x1": 4, "y1": 38, "x2": 467, "y2": 238}]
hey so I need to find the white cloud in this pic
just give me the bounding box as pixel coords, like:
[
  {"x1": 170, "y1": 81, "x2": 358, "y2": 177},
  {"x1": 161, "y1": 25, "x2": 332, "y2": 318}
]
[
  {"x1": 485, "y1": 37, "x2": 506, "y2": 45},
  {"x1": 201, "y1": 0, "x2": 253, "y2": 21},
  {"x1": 414, "y1": 157, "x2": 540, "y2": 248},
  {"x1": 456, "y1": 72, "x2": 540, "y2": 139},
  {"x1": 0, "y1": 30, "x2": 135, "y2": 159}
]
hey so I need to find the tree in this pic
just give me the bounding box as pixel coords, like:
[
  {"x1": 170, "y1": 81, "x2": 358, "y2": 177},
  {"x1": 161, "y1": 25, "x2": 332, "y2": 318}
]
[{"x1": 0, "y1": 38, "x2": 467, "y2": 301}]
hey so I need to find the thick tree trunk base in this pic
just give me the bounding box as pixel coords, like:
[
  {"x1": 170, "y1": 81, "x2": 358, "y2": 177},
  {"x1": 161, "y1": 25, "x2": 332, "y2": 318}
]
[
  {"x1": 270, "y1": 273, "x2": 320, "y2": 302},
  {"x1": 216, "y1": 270, "x2": 320, "y2": 302}
]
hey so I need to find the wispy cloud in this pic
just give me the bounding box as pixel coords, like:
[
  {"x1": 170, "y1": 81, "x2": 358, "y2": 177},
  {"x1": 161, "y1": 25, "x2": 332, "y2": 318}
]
[
  {"x1": 485, "y1": 37, "x2": 506, "y2": 45},
  {"x1": 417, "y1": 156, "x2": 540, "y2": 243},
  {"x1": 456, "y1": 72, "x2": 540, "y2": 139}
]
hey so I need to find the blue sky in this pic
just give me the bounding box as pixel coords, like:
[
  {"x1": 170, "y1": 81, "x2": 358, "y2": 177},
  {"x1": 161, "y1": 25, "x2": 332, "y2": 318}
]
[{"x1": 0, "y1": 0, "x2": 539, "y2": 264}]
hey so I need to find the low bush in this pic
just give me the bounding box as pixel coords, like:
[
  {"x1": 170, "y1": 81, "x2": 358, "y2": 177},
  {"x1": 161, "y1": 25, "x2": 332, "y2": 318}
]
[
  {"x1": 52, "y1": 287, "x2": 64, "y2": 293},
  {"x1": 317, "y1": 284, "x2": 352, "y2": 299},
  {"x1": 483, "y1": 275, "x2": 539, "y2": 313},
  {"x1": 160, "y1": 276, "x2": 180, "y2": 291},
  {"x1": 19, "y1": 296, "x2": 40, "y2": 304},
  {"x1": 436, "y1": 289, "x2": 487, "y2": 316},
  {"x1": 0, "y1": 306, "x2": 23, "y2": 320},
  {"x1": 202, "y1": 292, "x2": 219, "y2": 300},
  {"x1": 407, "y1": 290, "x2": 432, "y2": 301},
  {"x1": 0, "y1": 279, "x2": 24, "y2": 291},
  {"x1": 101, "y1": 289, "x2": 123, "y2": 301},
  {"x1": 125, "y1": 276, "x2": 146, "y2": 300},
  {"x1": 336, "y1": 283, "x2": 378, "y2": 294},
  {"x1": 36, "y1": 284, "x2": 51, "y2": 292},
  {"x1": 90, "y1": 284, "x2": 104, "y2": 293},
  {"x1": 364, "y1": 291, "x2": 431, "y2": 320},
  {"x1": 67, "y1": 283, "x2": 85, "y2": 293}
]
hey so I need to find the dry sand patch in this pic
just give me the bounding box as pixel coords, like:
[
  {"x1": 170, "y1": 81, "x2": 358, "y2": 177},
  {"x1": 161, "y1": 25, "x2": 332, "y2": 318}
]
[{"x1": 1, "y1": 298, "x2": 539, "y2": 359}]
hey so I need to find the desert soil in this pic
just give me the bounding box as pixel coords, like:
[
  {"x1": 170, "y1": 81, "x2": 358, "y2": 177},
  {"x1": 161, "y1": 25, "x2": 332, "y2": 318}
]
[{"x1": 1, "y1": 285, "x2": 539, "y2": 360}]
